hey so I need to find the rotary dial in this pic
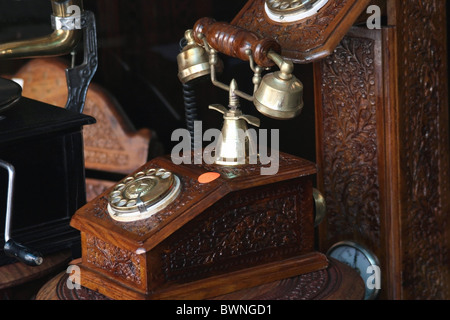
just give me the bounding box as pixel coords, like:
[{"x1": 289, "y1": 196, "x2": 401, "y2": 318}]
[{"x1": 107, "y1": 168, "x2": 180, "y2": 222}]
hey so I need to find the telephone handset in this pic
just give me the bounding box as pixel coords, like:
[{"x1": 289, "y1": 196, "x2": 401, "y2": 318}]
[{"x1": 180, "y1": 18, "x2": 304, "y2": 121}]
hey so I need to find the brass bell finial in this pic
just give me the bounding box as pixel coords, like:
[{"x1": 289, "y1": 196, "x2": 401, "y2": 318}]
[{"x1": 209, "y1": 79, "x2": 260, "y2": 166}]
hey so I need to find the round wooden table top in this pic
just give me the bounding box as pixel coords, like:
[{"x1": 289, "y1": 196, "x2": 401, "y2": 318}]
[{"x1": 36, "y1": 258, "x2": 365, "y2": 300}]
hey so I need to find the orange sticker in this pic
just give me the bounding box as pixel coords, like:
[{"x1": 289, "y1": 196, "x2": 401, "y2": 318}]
[{"x1": 198, "y1": 172, "x2": 221, "y2": 184}]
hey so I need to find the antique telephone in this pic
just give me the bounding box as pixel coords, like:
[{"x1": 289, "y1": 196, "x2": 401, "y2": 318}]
[
  {"x1": 0, "y1": 0, "x2": 97, "y2": 266},
  {"x1": 65, "y1": 2, "x2": 343, "y2": 300}
]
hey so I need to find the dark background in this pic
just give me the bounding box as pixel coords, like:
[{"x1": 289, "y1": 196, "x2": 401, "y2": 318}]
[
  {"x1": 0, "y1": 0, "x2": 317, "y2": 163},
  {"x1": 0, "y1": 0, "x2": 449, "y2": 164}
]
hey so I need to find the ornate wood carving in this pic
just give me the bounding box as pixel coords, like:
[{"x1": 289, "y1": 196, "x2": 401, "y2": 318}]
[
  {"x1": 56, "y1": 274, "x2": 113, "y2": 300},
  {"x1": 84, "y1": 234, "x2": 145, "y2": 288},
  {"x1": 215, "y1": 258, "x2": 363, "y2": 300},
  {"x1": 317, "y1": 33, "x2": 381, "y2": 246},
  {"x1": 232, "y1": 0, "x2": 371, "y2": 63},
  {"x1": 159, "y1": 180, "x2": 309, "y2": 283}
]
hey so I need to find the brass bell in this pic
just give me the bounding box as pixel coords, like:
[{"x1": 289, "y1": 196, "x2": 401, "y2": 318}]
[
  {"x1": 253, "y1": 52, "x2": 304, "y2": 120},
  {"x1": 210, "y1": 80, "x2": 260, "y2": 166},
  {"x1": 177, "y1": 29, "x2": 211, "y2": 84}
]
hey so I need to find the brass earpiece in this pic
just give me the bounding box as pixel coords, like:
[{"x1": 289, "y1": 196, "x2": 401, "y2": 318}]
[{"x1": 177, "y1": 30, "x2": 211, "y2": 84}]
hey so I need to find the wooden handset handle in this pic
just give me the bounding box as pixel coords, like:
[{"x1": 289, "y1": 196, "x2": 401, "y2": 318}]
[{"x1": 193, "y1": 17, "x2": 281, "y2": 68}]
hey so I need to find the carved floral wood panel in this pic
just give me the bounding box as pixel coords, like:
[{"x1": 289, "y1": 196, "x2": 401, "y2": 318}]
[
  {"x1": 160, "y1": 180, "x2": 310, "y2": 283},
  {"x1": 318, "y1": 34, "x2": 381, "y2": 246},
  {"x1": 85, "y1": 233, "x2": 145, "y2": 288}
]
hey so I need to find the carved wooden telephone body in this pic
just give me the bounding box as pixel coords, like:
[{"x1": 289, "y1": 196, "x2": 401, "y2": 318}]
[
  {"x1": 71, "y1": 154, "x2": 327, "y2": 300},
  {"x1": 68, "y1": 0, "x2": 449, "y2": 300}
]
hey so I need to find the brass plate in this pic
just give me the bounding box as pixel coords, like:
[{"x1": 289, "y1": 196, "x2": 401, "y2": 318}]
[{"x1": 107, "y1": 168, "x2": 181, "y2": 222}]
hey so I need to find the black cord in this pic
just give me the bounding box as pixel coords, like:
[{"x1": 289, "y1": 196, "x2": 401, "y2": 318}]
[
  {"x1": 182, "y1": 81, "x2": 199, "y2": 149},
  {"x1": 179, "y1": 36, "x2": 201, "y2": 149}
]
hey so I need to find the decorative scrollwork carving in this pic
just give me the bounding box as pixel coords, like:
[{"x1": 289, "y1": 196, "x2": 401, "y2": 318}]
[
  {"x1": 161, "y1": 181, "x2": 308, "y2": 282},
  {"x1": 85, "y1": 234, "x2": 143, "y2": 286},
  {"x1": 319, "y1": 34, "x2": 381, "y2": 245}
]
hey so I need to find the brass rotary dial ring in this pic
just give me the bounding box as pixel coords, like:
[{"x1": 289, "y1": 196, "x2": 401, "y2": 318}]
[{"x1": 107, "y1": 168, "x2": 181, "y2": 222}]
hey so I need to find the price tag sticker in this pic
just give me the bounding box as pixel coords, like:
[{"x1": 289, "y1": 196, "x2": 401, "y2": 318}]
[{"x1": 198, "y1": 172, "x2": 221, "y2": 184}]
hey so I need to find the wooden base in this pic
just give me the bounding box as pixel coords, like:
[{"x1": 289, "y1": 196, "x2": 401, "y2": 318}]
[
  {"x1": 36, "y1": 258, "x2": 364, "y2": 300},
  {"x1": 76, "y1": 252, "x2": 328, "y2": 300}
]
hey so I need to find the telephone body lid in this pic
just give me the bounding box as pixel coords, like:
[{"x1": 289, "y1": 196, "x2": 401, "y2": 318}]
[{"x1": 231, "y1": 0, "x2": 371, "y2": 63}]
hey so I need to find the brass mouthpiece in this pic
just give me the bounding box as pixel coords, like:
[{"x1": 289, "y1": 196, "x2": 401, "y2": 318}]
[
  {"x1": 253, "y1": 51, "x2": 304, "y2": 120},
  {"x1": 0, "y1": 0, "x2": 83, "y2": 60}
]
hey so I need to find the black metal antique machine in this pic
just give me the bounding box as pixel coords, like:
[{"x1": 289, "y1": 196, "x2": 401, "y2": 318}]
[{"x1": 0, "y1": 0, "x2": 97, "y2": 267}]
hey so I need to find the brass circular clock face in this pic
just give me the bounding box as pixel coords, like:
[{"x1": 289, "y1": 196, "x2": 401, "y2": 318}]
[
  {"x1": 264, "y1": 0, "x2": 329, "y2": 23},
  {"x1": 327, "y1": 241, "x2": 381, "y2": 300},
  {"x1": 107, "y1": 168, "x2": 180, "y2": 222}
]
